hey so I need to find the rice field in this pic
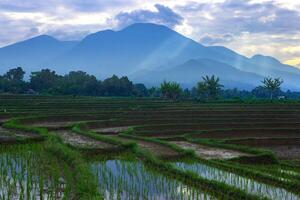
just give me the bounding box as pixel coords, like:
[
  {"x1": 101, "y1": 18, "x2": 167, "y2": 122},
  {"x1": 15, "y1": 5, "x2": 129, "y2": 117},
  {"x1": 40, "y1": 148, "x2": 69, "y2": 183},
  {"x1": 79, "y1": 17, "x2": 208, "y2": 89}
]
[
  {"x1": 0, "y1": 144, "x2": 69, "y2": 199},
  {"x1": 174, "y1": 162, "x2": 298, "y2": 200},
  {"x1": 0, "y1": 95, "x2": 300, "y2": 199},
  {"x1": 91, "y1": 160, "x2": 212, "y2": 200}
]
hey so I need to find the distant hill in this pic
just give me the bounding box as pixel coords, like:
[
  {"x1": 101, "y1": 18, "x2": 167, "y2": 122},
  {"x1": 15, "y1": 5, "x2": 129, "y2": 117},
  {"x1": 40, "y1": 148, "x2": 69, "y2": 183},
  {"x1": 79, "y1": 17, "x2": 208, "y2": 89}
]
[
  {"x1": 0, "y1": 23, "x2": 299, "y2": 90},
  {"x1": 133, "y1": 59, "x2": 263, "y2": 89},
  {"x1": 0, "y1": 35, "x2": 78, "y2": 73}
]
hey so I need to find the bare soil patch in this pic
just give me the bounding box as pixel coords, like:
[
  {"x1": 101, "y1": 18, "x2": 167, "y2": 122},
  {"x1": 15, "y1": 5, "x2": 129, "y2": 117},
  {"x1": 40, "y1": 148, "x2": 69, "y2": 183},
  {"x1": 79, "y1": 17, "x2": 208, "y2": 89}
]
[
  {"x1": 0, "y1": 126, "x2": 38, "y2": 138},
  {"x1": 91, "y1": 126, "x2": 130, "y2": 135},
  {"x1": 266, "y1": 145, "x2": 300, "y2": 160},
  {"x1": 54, "y1": 130, "x2": 115, "y2": 150},
  {"x1": 0, "y1": 126, "x2": 41, "y2": 143},
  {"x1": 171, "y1": 141, "x2": 251, "y2": 159},
  {"x1": 0, "y1": 115, "x2": 12, "y2": 123},
  {"x1": 30, "y1": 121, "x2": 76, "y2": 129},
  {"x1": 226, "y1": 138, "x2": 300, "y2": 160},
  {"x1": 115, "y1": 136, "x2": 179, "y2": 159}
]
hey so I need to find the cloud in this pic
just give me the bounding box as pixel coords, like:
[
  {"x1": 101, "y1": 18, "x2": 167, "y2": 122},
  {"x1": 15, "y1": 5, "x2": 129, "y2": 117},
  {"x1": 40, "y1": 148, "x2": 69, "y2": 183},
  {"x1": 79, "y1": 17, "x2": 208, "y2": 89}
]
[
  {"x1": 45, "y1": 29, "x2": 90, "y2": 41},
  {"x1": 0, "y1": 0, "x2": 137, "y2": 13},
  {"x1": 0, "y1": 0, "x2": 299, "y2": 65},
  {"x1": 199, "y1": 34, "x2": 234, "y2": 45},
  {"x1": 115, "y1": 4, "x2": 183, "y2": 28},
  {"x1": 177, "y1": 0, "x2": 300, "y2": 35},
  {"x1": 0, "y1": 0, "x2": 47, "y2": 12},
  {"x1": 0, "y1": 13, "x2": 41, "y2": 46},
  {"x1": 284, "y1": 57, "x2": 300, "y2": 68},
  {"x1": 172, "y1": 0, "x2": 300, "y2": 64}
]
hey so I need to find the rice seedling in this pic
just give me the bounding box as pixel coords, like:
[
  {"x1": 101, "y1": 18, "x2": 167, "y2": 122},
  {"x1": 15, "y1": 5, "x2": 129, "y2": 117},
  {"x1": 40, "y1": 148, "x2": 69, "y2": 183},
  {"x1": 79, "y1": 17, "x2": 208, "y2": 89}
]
[
  {"x1": 91, "y1": 159, "x2": 213, "y2": 200},
  {"x1": 0, "y1": 144, "x2": 68, "y2": 200},
  {"x1": 174, "y1": 162, "x2": 300, "y2": 200}
]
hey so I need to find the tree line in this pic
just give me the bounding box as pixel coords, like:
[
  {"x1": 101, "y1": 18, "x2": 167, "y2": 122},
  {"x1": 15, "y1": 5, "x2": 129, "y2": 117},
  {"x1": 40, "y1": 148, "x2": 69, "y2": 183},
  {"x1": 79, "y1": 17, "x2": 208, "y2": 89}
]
[
  {"x1": 0, "y1": 67, "x2": 148, "y2": 97},
  {"x1": 0, "y1": 67, "x2": 299, "y2": 100},
  {"x1": 158, "y1": 75, "x2": 286, "y2": 100}
]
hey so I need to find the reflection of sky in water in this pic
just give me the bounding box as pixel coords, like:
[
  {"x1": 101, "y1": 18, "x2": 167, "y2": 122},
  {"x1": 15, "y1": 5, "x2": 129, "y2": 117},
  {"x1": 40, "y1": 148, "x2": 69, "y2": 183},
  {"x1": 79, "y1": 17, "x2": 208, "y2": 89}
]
[
  {"x1": 174, "y1": 162, "x2": 300, "y2": 200},
  {"x1": 0, "y1": 151, "x2": 64, "y2": 200},
  {"x1": 91, "y1": 160, "x2": 213, "y2": 200}
]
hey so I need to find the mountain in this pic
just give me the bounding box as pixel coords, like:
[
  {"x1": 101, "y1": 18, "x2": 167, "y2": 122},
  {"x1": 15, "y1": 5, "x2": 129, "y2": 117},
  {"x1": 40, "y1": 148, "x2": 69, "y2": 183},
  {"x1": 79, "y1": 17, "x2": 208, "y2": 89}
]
[
  {"x1": 0, "y1": 35, "x2": 78, "y2": 74},
  {"x1": 132, "y1": 59, "x2": 263, "y2": 89},
  {"x1": 50, "y1": 23, "x2": 218, "y2": 76},
  {"x1": 0, "y1": 23, "x2": 299, "y2": 90}
]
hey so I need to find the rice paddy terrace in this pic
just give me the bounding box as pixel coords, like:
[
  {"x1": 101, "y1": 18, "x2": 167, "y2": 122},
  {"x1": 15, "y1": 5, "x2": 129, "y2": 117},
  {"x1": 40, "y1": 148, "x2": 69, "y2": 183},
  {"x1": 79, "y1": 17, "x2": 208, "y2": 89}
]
[{"x1": 0, "y1": 95, "x2": 300, "y2": 200}]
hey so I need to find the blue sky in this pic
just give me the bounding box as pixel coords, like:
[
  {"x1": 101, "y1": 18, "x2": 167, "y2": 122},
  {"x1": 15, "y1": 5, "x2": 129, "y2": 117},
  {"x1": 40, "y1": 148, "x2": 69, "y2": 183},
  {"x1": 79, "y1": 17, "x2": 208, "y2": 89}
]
[{"x1": 0, "y1": 0, "x2": 299, "y2": 67}]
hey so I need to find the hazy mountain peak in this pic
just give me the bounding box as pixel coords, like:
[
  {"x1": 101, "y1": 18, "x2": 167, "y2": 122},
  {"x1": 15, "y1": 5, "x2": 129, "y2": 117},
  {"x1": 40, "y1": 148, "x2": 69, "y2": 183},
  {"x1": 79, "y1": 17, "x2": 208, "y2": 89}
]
[
  {"x1": 83, "y1": 30, "x2": 115, "y2": 40},
  {"x1": 122, "y1": 23, "x2": 172, "y2": 31},
  {"x1": 0, "y1": 23, "x2": 300, "y2": 90},
  {"x1": 31, "y1": 34, "x2": 58, "y2": 41},
  {"x1": 251, "y1": 54, "x2": 280, "y2": 63},
  {"x1": 4, "y1": 35, "x2": 59, "y2": 49}
]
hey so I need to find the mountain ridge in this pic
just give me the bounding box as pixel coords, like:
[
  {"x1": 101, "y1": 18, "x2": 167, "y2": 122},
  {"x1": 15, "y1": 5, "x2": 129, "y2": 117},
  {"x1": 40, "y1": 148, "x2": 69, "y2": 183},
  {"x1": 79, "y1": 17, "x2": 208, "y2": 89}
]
[{"x1": 0, "y1": 23, "x2": 299, "y2": 90}]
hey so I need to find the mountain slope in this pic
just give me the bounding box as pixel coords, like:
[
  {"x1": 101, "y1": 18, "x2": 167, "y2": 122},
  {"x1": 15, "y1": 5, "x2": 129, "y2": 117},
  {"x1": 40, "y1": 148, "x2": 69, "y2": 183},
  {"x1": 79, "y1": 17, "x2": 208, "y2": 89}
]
[
  {"x1": 132, "y1": 58, "x2": 263, "y2": 89},
  {"x1": 0, "y1": 23, "x2": 299, "y2": 90},
  {"x1": 50, "y1": 23, "x2": 218, "y2": 76},
  {"x1": 0, "y1": 35, "x2": 78, "y2": 73}
]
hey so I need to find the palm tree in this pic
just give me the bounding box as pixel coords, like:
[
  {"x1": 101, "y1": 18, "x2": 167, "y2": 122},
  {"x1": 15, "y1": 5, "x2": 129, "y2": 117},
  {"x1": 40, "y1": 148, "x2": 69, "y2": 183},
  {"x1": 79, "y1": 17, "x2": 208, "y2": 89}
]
[
  {"x1": 197, "y1": 75, "x2": 223, "y2": 100},
  {"x1": 160, "y1": 80, "x2": 182, "y2": 100},
  {"x1": 261, "y1": 77, "x2": 283, "y2": 99}
]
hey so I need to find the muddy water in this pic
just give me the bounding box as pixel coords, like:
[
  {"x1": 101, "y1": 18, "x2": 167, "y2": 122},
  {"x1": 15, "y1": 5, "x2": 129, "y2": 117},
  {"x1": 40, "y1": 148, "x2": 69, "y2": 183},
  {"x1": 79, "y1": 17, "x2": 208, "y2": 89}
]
[
  {"x1": 92, "y1": 126, "x2": 130, "y2": 134},
  {"x1": 54, "y1": 130, "x2": 114, "y2": 149},
  {"x1": 171, "y1": 141, "x2": 250, "y2": 159},
  {"x1": 113, "y1": 136, "x2": 179, "y2": 158},
  {"x1": 174, "y1": 162, "x2": 300, "y2": 200},
  {"x1": 91, "y1": 160, "x2": 214, "y2": 200}
]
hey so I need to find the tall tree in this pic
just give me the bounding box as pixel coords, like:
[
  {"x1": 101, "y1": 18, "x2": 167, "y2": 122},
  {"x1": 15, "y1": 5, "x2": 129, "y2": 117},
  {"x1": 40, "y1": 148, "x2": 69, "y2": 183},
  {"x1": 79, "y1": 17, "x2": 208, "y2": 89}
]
[
  {"x1": 5, "y1": 67, "x2": 25, "y2": 81},
  {"x1": 30, "y1": 69, "x2": 61, "y2": 93},
  {"x1": 261, "y1": 77, "x2": 283, "y2": 99},
  {"x1": 61, "y1": 71, "x2": 99, "y2": 96},
  {"x1": 197, "y1": 75, "x2": 223, "y2": 100},
  {"x1": 102, "y1": 75, "x2": 134, "y2": 96},
  {"x1": 133, "y1": 83, "x2": 148, "y2": 97},
  {"x1": 160, "y1": 81, "x2": 182, "y2": 99},
  {"x1": 2, "y1": 67, "x2": 27, "y2": 93}
]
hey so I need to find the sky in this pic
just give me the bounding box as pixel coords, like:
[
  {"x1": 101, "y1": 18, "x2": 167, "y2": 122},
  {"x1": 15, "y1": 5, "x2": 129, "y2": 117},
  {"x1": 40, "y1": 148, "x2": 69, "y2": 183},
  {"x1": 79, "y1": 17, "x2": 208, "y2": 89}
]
[{"x1": 0, "y1": 0, "x2": 300, "y2": 68}]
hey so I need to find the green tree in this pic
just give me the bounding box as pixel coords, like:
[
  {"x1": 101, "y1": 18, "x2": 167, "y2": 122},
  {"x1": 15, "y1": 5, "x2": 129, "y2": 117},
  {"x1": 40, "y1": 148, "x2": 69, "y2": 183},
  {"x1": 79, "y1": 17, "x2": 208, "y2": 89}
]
[
  {"x1": 2, "y1": 67, "x2": 27, "y2": 93},
  {"x1": 197, "y1": 75, "x2": 223, "y2": 100},
  {"x1": 183, "y1": 88, "x2": 191, "y2": 98},
  {"x1": 30, "y1": 69, "x2": 61, "y2": 93},
  {"x1": 261, "y1": 77, "x2": 283, "y2": 99},
  {"x1": 5, "y1": 67, "x2": 25, "y2": 81},
  {"x1": 148, "y1": 87, "x2": 160, "y2": 97},
  {"x1": 160, "y1": 81, "x2": 182, "y2": 99},
  {"x1": 133, "y1": 83, "x2": 148, "y2": 97},
  {"x1": 60, "y1": 71, "x2": 99, "y2": 96},
  {"x1": 101, "y1": 75, "x2": 133, "y2": 96},
  {"x1": 251, "y1": 86, "x2": 269, "y2": 98}
]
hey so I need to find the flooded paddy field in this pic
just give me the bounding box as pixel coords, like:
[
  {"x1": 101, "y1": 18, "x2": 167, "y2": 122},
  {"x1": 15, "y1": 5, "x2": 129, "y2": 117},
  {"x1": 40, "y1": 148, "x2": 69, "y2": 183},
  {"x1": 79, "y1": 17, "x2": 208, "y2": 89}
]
[
  {"x1": 91, "y1": 159, "x2": 213, "y2": 200},
  {"x1": 0, "y1": 95, "x2": 300, "y2": 199},
  {"x1": 174, "y1": 162, "x2": 299, "y2": 200},
  {"x1": 0, "y1": 144, "x2": 68, "y2": 199}
]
